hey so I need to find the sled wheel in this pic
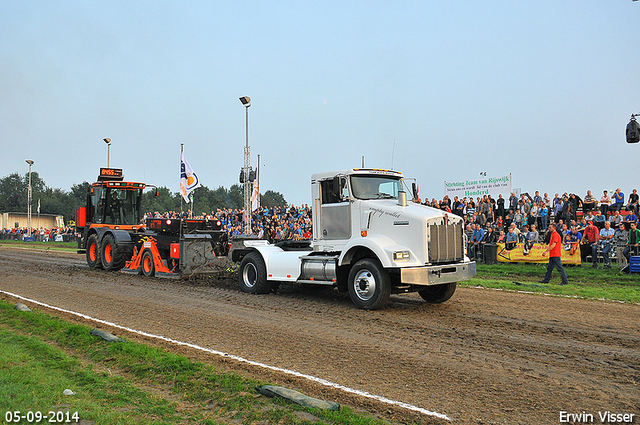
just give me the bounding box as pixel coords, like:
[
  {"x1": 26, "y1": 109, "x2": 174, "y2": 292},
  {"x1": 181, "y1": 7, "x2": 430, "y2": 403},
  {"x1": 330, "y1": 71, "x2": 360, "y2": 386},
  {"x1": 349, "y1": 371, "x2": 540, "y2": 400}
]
[{"x1": 141, "y1": 250, "x2": 155, "y2": 277}]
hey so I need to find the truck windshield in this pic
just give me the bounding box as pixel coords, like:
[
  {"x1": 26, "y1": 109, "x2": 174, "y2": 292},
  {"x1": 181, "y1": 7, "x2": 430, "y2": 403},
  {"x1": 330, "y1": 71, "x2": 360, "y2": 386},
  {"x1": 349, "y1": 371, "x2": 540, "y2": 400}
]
[{"x1": 350, "y1": 175, "x2": 400, "y2": 200}]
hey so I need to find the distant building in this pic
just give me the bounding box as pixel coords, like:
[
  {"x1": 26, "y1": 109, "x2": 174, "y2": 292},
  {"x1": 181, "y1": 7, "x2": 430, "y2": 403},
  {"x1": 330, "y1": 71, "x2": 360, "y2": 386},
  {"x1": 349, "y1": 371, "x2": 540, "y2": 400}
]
[{"x1": 1, "y1": 212, "x2": 64, "y2": 229}]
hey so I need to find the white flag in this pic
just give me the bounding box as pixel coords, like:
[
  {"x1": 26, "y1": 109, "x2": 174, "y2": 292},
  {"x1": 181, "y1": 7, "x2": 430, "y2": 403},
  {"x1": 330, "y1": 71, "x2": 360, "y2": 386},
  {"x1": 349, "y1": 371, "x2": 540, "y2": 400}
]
[
  {"x1": 37, "y1": 199, "x2": 40, "y2": 214},
  {"x1": 251, "y1": 166, "x2": 260, "y2": 211},
  {"x1": 180, "y1": 151, "x2": 201, "y2": 203}
]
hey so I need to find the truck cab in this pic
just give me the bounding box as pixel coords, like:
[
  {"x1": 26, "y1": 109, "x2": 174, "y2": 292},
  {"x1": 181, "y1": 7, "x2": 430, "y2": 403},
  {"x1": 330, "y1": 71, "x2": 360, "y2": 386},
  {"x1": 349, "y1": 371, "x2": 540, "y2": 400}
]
[{"x1": 238, "y1": 168, "x2": 476, "y2": 310}]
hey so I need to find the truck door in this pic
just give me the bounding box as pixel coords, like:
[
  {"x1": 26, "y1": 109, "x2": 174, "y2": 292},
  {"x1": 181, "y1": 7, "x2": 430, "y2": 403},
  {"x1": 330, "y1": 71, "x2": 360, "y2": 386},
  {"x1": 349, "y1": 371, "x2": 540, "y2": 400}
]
[{"x1": 318, "y1": 177, "x2": 351, "y2": 240}]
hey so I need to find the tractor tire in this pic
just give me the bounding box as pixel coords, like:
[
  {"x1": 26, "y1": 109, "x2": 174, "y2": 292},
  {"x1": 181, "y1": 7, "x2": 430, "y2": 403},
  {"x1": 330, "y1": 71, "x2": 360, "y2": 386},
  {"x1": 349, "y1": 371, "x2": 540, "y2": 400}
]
[
  {"x1": 238, "y1": 252, "x2": 270, "y2": 294},
  {"x1": 141, "y1": 250, "x2": 155, "y2": 277},
  {"x1": 347, "y1": 258, "x2": 391, "y2": 310},
  {"x1": 86, "y1": 234, "x2": 103, "y2": 269},
  {"x1": 418, "y1": 282, "x2": 457, "y2": 303},
  {"x1": 101, "y1": 234, "x2": 126, "y2": 271}
]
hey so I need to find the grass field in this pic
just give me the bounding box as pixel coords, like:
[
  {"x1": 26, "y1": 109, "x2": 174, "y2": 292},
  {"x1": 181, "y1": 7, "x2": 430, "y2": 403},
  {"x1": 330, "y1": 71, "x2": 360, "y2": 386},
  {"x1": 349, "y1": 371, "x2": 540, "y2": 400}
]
[
  {"x1": 464, "y1": 262, "x2": 640, "y2": 304},
  {"x1": 0, "y1": 299, "x2": 394, "y2": 425}
]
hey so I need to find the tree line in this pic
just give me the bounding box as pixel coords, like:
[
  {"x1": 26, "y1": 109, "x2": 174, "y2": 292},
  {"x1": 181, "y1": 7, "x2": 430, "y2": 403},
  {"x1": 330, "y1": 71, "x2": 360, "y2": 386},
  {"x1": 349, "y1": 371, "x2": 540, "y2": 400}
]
[{"x1": 0, "y1": 172, "x2": 287, "y2": 226}]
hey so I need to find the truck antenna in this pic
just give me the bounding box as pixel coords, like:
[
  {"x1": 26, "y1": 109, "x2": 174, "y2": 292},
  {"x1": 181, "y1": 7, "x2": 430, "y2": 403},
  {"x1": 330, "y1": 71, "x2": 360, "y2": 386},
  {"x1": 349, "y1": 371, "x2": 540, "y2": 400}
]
[{"x1": 391, "y1": 138, "x2": 396, "y2": 169}]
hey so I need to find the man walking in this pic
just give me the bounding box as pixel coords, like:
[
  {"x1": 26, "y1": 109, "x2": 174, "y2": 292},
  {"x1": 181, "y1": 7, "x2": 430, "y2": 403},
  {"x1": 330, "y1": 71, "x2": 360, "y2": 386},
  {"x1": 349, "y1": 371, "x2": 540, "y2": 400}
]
[{"x1": 540, "y1": 223, "x2": 569, "y2": 285}]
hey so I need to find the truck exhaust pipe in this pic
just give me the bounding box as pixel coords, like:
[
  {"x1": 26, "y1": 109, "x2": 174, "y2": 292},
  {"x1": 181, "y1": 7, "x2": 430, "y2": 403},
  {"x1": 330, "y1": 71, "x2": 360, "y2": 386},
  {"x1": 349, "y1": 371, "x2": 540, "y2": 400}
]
[{"x1": 398, "y1": 191, "x2": 407, "y2": 207}]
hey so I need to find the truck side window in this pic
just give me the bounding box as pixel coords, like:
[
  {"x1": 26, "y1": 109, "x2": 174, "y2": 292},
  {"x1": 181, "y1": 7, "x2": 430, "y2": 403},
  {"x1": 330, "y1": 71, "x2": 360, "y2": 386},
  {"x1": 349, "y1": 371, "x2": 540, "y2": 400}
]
[{"x1": 321, "y1": 179, "x2": 341, "y2": 204}]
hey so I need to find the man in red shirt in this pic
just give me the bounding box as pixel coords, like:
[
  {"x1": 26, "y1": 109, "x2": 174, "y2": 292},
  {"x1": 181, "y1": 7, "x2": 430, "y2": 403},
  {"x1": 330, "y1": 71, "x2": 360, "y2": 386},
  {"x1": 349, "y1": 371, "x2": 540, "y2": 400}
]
[{"x1": 540, "y1": 223, "x2": 569, "y2": 285}]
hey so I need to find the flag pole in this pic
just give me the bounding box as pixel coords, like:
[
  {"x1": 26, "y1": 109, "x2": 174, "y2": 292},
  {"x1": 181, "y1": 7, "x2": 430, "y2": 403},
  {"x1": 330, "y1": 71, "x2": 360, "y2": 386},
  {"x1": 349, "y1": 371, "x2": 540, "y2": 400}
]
[
  {"x1": 180, "y1": 143, "x2": 184, "y2": 242},
  {"x1": 180, "y1": 143, "x2": 184, "y2": 216}
]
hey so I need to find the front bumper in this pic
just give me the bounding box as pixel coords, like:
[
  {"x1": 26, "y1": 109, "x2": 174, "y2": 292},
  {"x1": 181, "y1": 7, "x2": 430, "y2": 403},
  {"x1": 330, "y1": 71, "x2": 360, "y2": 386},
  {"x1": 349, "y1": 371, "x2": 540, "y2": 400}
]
[{"x1": 400, "y1": 261, "x2": 476, "y2": 286}]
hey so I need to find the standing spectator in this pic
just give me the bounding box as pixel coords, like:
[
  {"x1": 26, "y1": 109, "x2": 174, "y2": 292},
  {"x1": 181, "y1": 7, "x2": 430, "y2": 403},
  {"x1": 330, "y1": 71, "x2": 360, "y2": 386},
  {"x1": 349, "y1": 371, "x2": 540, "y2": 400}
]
[
  {"x1": 544, "y1": 192, "x2": 552, "y2": 209},
  {"x1": 553, "y1": 194, "x2": 563, "y2": 223},
  {"x1": 600, "y1": 190, "x2": 611, "y2": 215},
  {"x1": 610, "y1": 188, "x2": 624, "y2": 213},
  {"x1": 623, "y1": 221, "x2": 640, "y2": 265},
  {"x1": 599, "y1": 221, "x2": 615, "y2": 268},
  {"x1": 507, "y1": 193, "x2": 516, "y2": 216},
  {"x1": 615, "y1": 223, "x2": 629, "y2": 270},
  {"x1": 540, "y1": 202, "x2": 549, "y2": 231},
  {"x1": 497, "y1": 194, "x2": 505, "y2": 219},
  {"x1": 627, "y1": 189, "x2": 639, "y2": 216},
  {"x1": 540, "y1": 223, "x2": 569, "y2": 285}
]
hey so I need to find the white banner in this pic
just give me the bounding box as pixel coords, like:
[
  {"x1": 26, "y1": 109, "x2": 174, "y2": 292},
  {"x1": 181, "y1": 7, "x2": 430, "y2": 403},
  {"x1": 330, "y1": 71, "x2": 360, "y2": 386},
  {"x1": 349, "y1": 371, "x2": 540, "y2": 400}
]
[{"x1": 444, "y1": 174, "x2": 511, "y2": 199}]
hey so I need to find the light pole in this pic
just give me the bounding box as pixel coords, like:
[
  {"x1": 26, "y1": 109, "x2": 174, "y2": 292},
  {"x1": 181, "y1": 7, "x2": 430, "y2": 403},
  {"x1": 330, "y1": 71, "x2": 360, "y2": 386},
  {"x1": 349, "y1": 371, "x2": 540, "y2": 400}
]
[
  {"x1": 239, "y1": 96, "x2": 252, "y2": 235},
  {"x1": 25, "y1": 160, "x2": 34, "y2": 238},
  {"x1": 104, "y1": 138, "x2": 112, "y2": 167}
]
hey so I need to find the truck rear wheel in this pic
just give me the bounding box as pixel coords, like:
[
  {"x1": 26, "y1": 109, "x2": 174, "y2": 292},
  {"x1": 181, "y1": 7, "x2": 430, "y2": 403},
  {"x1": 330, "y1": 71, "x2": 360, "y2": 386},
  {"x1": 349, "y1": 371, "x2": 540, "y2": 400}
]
[
  {"x1": 141, "y1": 250, "x2": 155, "y2": 277},
  {"x1": 418, "y1": 283, "x2": 457, "y2": 303},
  {"x1": 348, "y1": 259, "x2": 391, "y2": 310},
  {"x1": 101, "y1": 234, "x2": 126, "y2": 271},
  {"x1": 239, "y1": 252, "x2": 270, "y2": 294},
  {"x1": 86, "y1": 234, "x2": 103, "y2": 269}
]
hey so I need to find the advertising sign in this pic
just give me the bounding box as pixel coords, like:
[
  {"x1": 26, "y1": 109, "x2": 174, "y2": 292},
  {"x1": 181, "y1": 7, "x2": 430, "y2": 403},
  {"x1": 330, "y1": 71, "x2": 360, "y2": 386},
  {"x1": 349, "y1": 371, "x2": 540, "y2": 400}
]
[{"x1": 444, "y1": 174, "x2": 511, "y2": 199}]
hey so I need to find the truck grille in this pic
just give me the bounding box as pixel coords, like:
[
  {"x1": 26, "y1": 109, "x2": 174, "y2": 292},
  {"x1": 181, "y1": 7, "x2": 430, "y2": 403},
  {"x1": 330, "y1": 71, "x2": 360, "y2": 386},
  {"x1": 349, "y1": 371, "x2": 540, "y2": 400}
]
[{"x1": 428, "y1": 222, "x2": 464, "y2": 263}]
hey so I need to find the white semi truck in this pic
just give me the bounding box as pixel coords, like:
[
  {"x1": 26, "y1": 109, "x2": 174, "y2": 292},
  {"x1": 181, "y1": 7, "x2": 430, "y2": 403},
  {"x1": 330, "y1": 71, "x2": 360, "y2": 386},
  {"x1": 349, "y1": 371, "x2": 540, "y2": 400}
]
[{"x1": 234, "y1": 168, "x2": 476, "y2": 309}]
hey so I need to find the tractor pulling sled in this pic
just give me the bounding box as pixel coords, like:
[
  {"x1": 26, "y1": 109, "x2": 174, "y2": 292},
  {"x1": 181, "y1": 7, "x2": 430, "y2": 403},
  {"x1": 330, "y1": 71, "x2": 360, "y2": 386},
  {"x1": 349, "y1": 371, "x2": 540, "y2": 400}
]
[{"x1": 76, "y1": 167, "x2": 475, "y2": 309}]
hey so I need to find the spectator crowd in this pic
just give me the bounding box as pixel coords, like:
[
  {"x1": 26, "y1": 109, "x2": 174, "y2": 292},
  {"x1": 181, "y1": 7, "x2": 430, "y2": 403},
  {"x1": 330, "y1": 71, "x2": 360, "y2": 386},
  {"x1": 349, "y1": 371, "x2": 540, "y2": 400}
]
[{"x1": 4, "y1": 186, "x2": 640, "y2": 268}]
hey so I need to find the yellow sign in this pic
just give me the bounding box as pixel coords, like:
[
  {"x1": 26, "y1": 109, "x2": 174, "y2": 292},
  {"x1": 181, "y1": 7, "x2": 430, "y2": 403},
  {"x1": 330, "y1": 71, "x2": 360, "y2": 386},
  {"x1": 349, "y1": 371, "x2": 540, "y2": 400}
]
[{"x1": 495, "y1": 243, "x2": 582, "y2": 265}]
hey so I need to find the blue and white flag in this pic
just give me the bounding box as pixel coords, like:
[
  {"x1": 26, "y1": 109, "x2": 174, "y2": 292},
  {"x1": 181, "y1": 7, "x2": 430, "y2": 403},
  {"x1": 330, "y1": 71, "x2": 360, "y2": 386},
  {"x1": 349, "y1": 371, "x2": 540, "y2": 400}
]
[{"x1": 180, "y1": 151, "x2": 201, "y2": 203}]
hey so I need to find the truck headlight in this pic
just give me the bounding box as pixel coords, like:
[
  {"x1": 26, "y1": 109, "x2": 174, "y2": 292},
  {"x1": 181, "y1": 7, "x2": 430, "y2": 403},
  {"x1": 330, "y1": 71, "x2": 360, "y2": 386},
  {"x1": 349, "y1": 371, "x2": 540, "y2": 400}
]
[{"x1": 393, "y1": 251, "x2": 410, "y2": 260}]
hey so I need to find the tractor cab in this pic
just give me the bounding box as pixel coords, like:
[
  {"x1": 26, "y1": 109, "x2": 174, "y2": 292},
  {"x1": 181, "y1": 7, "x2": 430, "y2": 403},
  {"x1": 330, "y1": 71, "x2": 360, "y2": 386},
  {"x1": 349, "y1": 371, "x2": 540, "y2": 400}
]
[
  {"x1": 75, "y1": 168, "x2": 146, "y2": 256},
  {"x1": 89, "y1": 182, "x2": 145, "y2": 225}
]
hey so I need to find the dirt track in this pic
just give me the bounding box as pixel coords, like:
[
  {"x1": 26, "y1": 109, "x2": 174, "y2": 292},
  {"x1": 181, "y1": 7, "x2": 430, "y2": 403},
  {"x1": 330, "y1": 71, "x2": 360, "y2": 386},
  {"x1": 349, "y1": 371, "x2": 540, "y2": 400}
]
[{"x1": 1, "y1": 247, "x2": 638, "y2": 424}]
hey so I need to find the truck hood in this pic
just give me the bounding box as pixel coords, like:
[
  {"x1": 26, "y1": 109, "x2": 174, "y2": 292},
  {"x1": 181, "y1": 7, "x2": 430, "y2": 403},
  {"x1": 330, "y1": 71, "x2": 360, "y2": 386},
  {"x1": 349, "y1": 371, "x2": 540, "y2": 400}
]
[{"x1": 361, "y1": 199, "x2": 462, "y2": 226}]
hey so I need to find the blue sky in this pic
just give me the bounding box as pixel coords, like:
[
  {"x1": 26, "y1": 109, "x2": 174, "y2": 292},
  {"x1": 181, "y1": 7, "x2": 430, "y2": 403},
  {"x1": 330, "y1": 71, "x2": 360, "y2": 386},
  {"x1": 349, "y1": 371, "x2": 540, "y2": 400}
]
[{"x1": 2, "y1": 1, "x2": 640, "y2": 207}]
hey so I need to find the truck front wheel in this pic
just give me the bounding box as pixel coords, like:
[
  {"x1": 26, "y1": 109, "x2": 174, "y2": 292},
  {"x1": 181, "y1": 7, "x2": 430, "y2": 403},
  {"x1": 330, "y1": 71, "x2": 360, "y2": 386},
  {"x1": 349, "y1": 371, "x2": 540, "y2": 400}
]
[
  {"x1": 348, "y1": 259, "x2": 391, "y2": 310},
  {"x1": 418, "y1": 283, "x2": 457, "y2": 303},
  {"x1": 239, "y1": 252, "x2": 271, "y2": 294}
]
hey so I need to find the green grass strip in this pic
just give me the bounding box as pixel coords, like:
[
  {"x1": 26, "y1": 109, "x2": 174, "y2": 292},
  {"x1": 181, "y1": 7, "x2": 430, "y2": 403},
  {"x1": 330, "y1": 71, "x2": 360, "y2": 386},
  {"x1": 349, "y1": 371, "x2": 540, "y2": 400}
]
[
  {"x1": 462, "y1": 263, "x2": 640, "y2": 303},
  {"x1": 0, "y1": 299, "x2": 399, "y2": 425}
]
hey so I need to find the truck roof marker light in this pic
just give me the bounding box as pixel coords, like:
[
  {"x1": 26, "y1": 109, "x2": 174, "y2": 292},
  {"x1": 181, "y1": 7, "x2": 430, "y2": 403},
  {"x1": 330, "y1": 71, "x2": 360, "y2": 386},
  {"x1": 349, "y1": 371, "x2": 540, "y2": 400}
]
[{"x1": 361, "y1": 230, "x2": 368, "y2": 237}]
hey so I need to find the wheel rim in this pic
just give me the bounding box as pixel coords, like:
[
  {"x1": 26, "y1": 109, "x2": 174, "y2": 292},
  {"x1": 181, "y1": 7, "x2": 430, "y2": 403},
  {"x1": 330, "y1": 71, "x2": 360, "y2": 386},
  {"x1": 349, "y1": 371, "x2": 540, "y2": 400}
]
[
  {"x1": 143, "y1": 254, "x2": 152, "y2": 274},
  {"x1": 353, "y1": 269, "x2": 376, "y2": 301},
  {"x1": 89, "y1": 242, "x2": 97, "y2": 262},
  {"x1": 242, "y1": 263, "x2": 257, "y2": 288},
  {"x1": 104, "y1": 243, "x2": 112, "y2": 264}
]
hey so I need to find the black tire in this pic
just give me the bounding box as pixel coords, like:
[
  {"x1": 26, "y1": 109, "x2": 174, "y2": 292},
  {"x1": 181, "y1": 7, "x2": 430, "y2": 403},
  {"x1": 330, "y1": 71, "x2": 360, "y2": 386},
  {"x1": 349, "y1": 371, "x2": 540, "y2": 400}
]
[
  {"x1": 347, "y1": 258, "x2": 391, "y2": 310},
  {"x1": 141, "y1": 250, "x2": 155, "y2": 277},
  {"x1": 418, "y1": 282, "x2": 457, "y2": 303},
  {"x1": 86, "y1": 234, "x2": 103, "y2": 269},
  {"x1": 101, "y1": 234, "x2": 126, "y2": 271},
  {"x1": 238, "y1": 252, "x2": 270, "y2": 294}
]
